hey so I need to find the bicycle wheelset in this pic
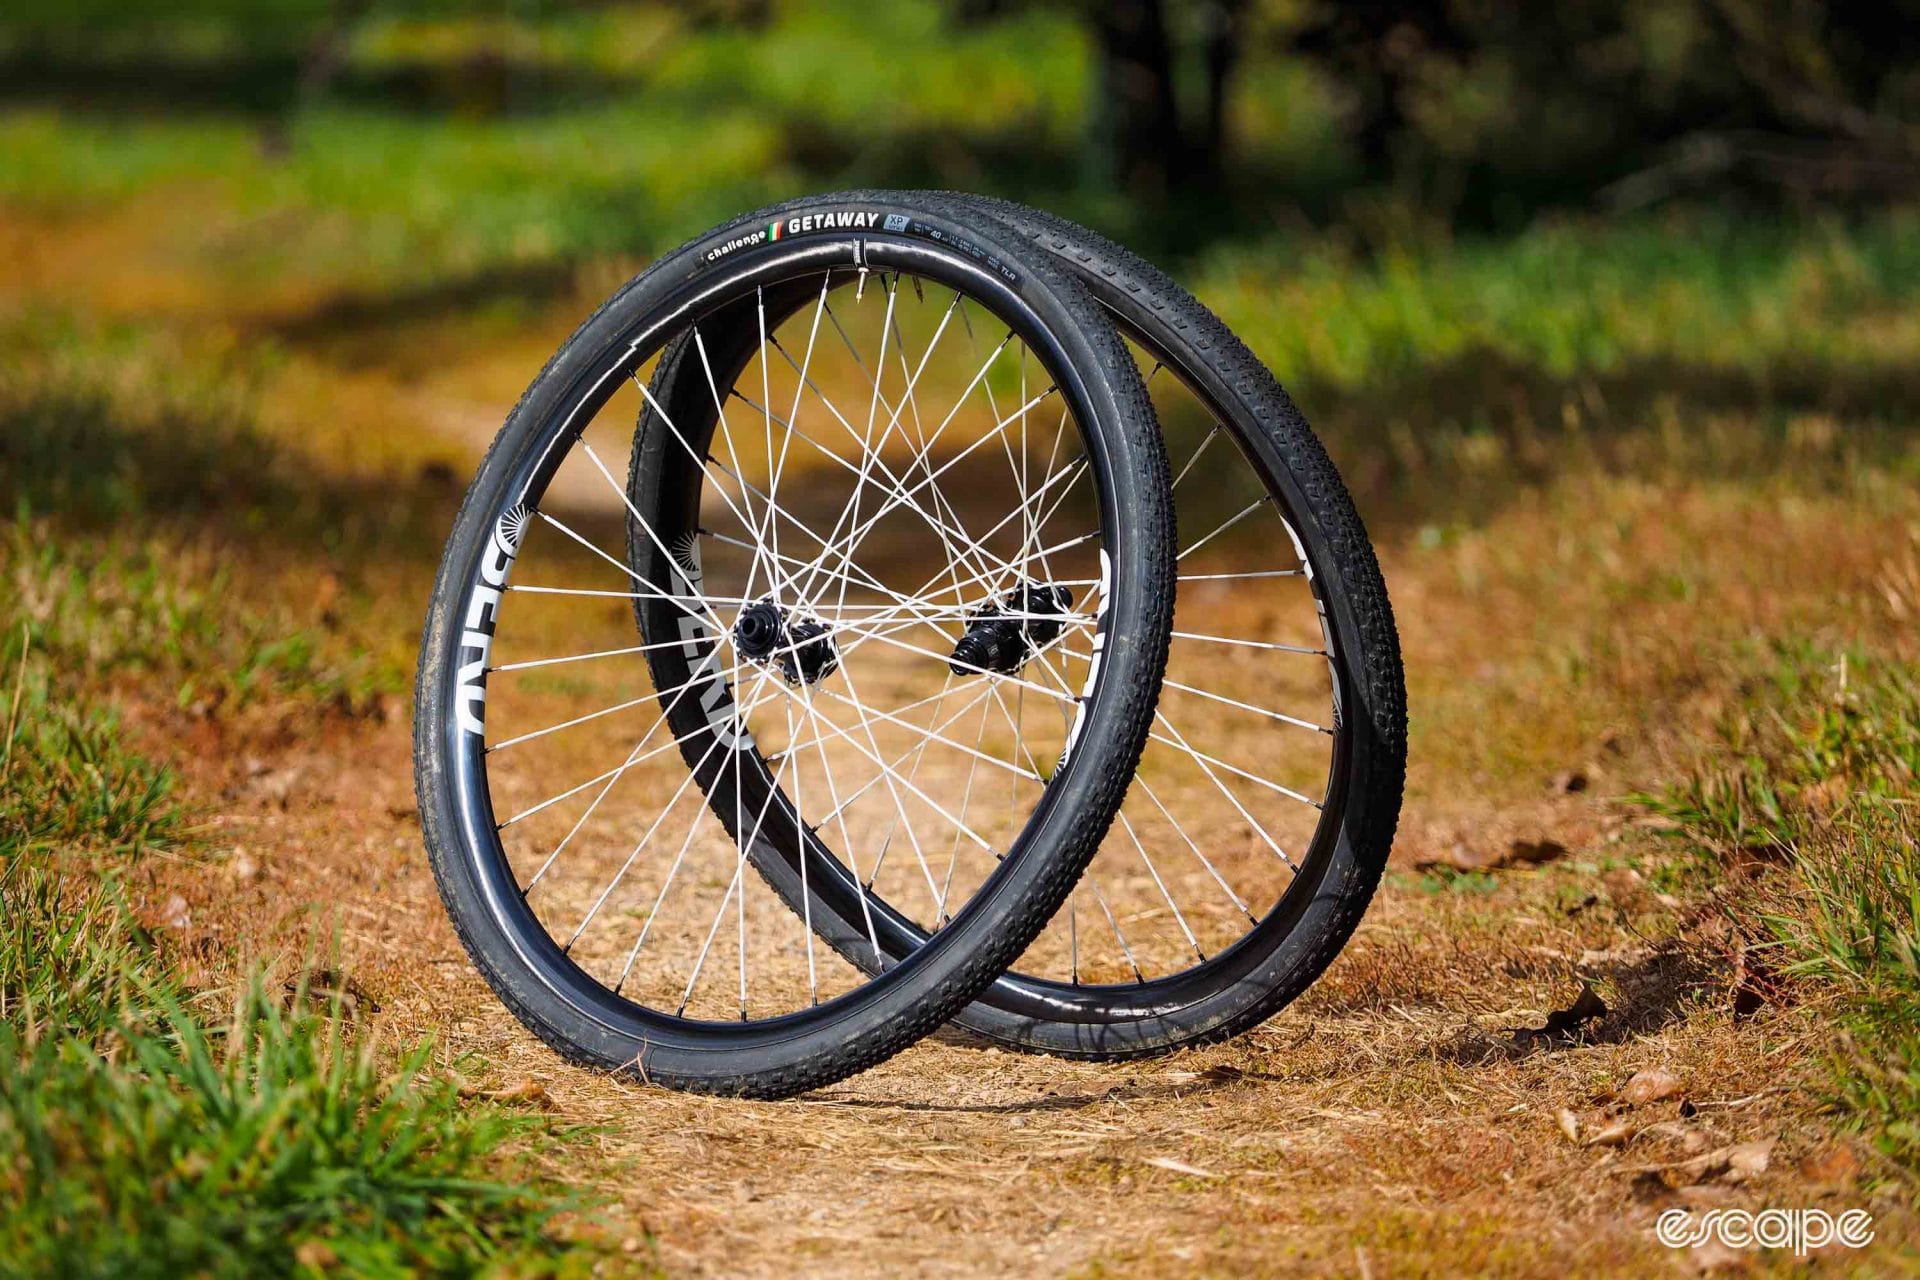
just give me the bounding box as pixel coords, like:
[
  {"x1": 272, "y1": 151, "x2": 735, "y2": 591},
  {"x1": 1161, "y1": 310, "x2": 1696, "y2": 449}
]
[
  {"x1": 413, "y1": 193, "x2": 1173, "y2": 1098},
  {"x1": 643, "y1": 195, "x2": 1408, "y2": 1062}
]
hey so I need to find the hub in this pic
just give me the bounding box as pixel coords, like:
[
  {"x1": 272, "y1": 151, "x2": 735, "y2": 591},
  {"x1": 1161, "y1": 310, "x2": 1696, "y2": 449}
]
[
  {"x1": 948, "y1": 581, "x2": 1074, "y2": 676},
  {"x1": 732, "y1": 599, "x2": 839, "y2": 686}
]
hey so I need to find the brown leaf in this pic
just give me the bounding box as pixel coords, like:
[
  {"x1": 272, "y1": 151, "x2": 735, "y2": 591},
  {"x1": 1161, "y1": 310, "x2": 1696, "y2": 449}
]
[
  {"x1": 1601, "y1": 868, "x2": 1646, "y2": 906},
  {"x1": 293, "y1": 1239, "x2": 338, "y2": 1269},
  {"x1": 483, "y1": 1077, "x2": 554, "y2": 1109},
  {"x1": 144, "y1": 893, "x2": 191, "y2": 933},
  {"x1": 1618, "y1": 1069, "x2": 1684, "y2": 1107},
  {"x1": 1415, "y1": 837, "x2": 1569, "y2": 873},
  {"x1": 1722, "y1": 1138, "x2": 1774, "y2": 1183},
  {"x1": 1515, "y1": 983, "x2": 1608, "y2": 1044},
  {"x1": 1685, "y1": 1240, "x2": 1751, "y2": 1274},
  {"x1": 1732, "y1": 946, "x2": 1783, "y2": 1018},
  {"x1": 1585, "y1": 1119, "x2": 1636, "y2": 1148},
  {"x1": 1798, "y1": 1142, "x2": 1861, "y2": 1185},
  {"x1": 1669, "y1": 1138, "x2": 1775, "y2": 1186},
  {"x1": 1556, "y1": 1107, "x2": 1581, "y2": 1143},
  {"x1": 285, "y1": 968, "x2": 380, "y2": 1016},
  {"x1": 244, "y1": 766, "x2": 302, "y2": 810},
  {"x1": 1507, "y1": 839, "x2": 1569, "y2": 866},
  {"x1": 1412, "y1": 841, "x2": 1499, "y2": 872}
]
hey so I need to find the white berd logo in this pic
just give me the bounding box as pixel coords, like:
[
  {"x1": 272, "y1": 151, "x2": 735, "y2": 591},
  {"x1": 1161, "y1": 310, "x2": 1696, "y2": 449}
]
[
  {"x1": 455, "y1": 505, "x2": 528, "y2": 736},
  {"x1": 1655, "y1": 1208, "x2": 1873, "y2": 1256}
]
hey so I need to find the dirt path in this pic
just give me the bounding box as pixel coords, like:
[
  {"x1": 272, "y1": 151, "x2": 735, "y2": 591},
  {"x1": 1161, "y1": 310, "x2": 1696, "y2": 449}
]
[{"x1": 154, "y1": 694, "x2": 1896, "y2": 1277}]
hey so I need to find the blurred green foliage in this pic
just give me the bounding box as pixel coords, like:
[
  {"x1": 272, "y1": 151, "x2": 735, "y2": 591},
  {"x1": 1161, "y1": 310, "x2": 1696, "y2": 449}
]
[{"x1": 2, "y1": 0, "x2": 1913, "y2": 258}]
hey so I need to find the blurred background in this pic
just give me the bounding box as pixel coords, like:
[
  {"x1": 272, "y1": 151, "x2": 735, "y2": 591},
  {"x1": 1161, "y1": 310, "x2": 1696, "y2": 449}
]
[
  {"x1": 5, "y1": 7, "x2": 1920, "y2": 1273},
  {"x1": 6, "y1": 0, "x2": 1920, "y2": 532}
]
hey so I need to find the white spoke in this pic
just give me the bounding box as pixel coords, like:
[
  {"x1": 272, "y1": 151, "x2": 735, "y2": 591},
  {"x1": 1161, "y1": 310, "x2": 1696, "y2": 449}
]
[
  {"x1": 1177, "y1": 495, "x2": 1269, "y2": 562},
  {"x1": 1171, "y1": 630, "x2": 1324, "y2": 656},
  {"x1": 488, "y1": 653, "x2": 751, "y2": 753},
  {"x1": 1146, "y1": 723, "x2": 1324, "y2": 811},
  {"x1": 490, "y1": 637, "x2": 699, "y2": 673},
  {"x1": 1161, "y1": 677, "x2": 1332, "y2": 734}
]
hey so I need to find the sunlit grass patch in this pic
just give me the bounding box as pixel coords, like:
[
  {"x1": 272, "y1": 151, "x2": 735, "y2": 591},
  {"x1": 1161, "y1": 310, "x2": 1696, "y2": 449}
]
[
  {"x1": 0, "y1": 670, "x2": 178, "y2": 863},
  {"x1": 0, "y1": 315, "x2": 422, "y2": 708},
  {"x1": 0, "y1": 689, "x2": 630, "y2": 1277},
  {"x1": 1644, "y1": 650, "x2": 1917, "y2": 864},
  {"x1": 1, "y1": 979, "x2": 609, "y2": 1277},
  {"x1": 1640, "y1": 652, "x2": 1920, "y2": 1173}
]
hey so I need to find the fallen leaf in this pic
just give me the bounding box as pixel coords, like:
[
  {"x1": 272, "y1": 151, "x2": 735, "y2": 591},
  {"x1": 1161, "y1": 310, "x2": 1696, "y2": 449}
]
[
  {"x1": 1514, "y1": 983, "x2": 1608, "y2": 1044},
  {"x1": 1722, "y1": 1138, "x2": 1773, "y2": 1182},
  {"x1": 480, "y1": 1077, "x2": 554, "y2": 1110},
  {"x1": 244, "y1": 766, "x2": 302, "y2": 809},
  {"x1": 1142, "y1": 1156, "x2": 1220, "y2": 1179},
  {"x1": 1586, "y1": 1119, "x2": 1636, "y2": 1148},
  {"x1": 1798, "y1": 1142, "x2": 1860, "y2": 1185},
  {"x1": 285, "y1": 968, "x2": 380, "y2": 1016},
  {"x1": 145, "y1": 893, "x2": 191, "y2": 933},
  {"x1": 1686, "y1": 1239, "x2": 1750, "y2": 1274},
  {"x1": 229, "y1": 849, "x2": 260, "y2": 882},
  {"x1": 1669, "y1": 1138, "x2": 1775, "y2": 1186},
  {"x1": 1412, "y1": 842, "x2": 1498, "y2": 872},
  {"x1": 293, "y1": 1239, "x2": 338, "y2": 1269},
  {"x1": 1601, "y1": 868, "x2": 1646, "y2": 906},
  {"x1": 1557, "y1": 1107, "x2": 1580, "y2": 1143},
  {"x1": 1732, "y1": 946, "x2": 1782, "y2": 1018},
  {"x1": 1416, "y1": 837, "x2": 1570, "y2": 873},
  {"x1": 1619, "y1": 1069, "x2": 1684, "y2": 1106}
]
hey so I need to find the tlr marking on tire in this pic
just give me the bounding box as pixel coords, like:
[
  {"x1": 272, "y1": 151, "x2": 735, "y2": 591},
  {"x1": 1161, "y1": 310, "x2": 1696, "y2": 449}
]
[{"x1": 456, "y1": 506, "x2": 528, "y2": 736}]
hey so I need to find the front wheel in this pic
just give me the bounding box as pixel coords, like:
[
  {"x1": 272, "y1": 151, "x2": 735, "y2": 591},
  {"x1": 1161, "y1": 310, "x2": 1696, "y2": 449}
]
[{"x1": 413, "y1": 192, "x2": 1175, "y2": 1097}]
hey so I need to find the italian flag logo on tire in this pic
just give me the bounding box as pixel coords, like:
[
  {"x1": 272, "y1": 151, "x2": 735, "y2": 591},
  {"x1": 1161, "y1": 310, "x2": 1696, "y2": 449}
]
[{"x1": 768, "y1": 221, "x2": 784, "y2": 241}]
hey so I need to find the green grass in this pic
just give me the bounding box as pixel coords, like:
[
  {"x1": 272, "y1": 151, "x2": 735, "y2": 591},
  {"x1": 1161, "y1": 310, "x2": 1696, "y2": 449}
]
[
  {"x1": 0, "y1": 685, "x2": 631, "y2": 1277},
  {"x1": 0, "y1": 973, "x2": 608, "y2": 1278},
  {"x1": 1195, "y1": 213, "x2": 1920, "y2": 395},
  {"x1": 1646, "y1": 650, "x2": 1918, "y2": 859},
  {"x1": 0, "y1": 0, "x2": 1102, "y2": 289},
  {"x1": 0, "y1": 673, "x2": 179, "y2": 864},
  {"x1": 1641, "y1": 652, "x2": 1920, "y2": 1173},
  {"x1": 0, "y1": 315, "x2": 415, "y2": 708},
  {"x1": 1770, "y1": 805, "x2": 1920, "y2": 1173}
]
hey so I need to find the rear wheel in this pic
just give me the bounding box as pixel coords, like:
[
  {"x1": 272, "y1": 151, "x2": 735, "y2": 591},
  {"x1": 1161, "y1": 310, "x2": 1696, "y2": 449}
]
[{"x1": 647, "y1": 194, "x2": 1407, "y2": 1059}]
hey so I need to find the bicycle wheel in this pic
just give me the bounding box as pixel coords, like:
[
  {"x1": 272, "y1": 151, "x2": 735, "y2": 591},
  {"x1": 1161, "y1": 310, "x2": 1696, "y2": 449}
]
[
  {"x1": 652, "y1": 193, "x2": 1406, "y2": 1059},
  {"x1": 413, "y1": 191, "x2": 1173, "y2": 1097}
]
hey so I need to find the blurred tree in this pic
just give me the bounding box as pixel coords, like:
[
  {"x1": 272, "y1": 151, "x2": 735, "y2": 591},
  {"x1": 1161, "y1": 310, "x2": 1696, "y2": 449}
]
[
  {"x1": 956, "y1": 0, "x2": 1246, "y2": 208},
  {"x1": 1279, "y1": 0, "x2": 1920, "y2": 222}
]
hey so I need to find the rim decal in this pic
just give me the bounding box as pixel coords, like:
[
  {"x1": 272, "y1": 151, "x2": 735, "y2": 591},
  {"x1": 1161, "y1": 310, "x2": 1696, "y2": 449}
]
[{"x1": 456, "y1": 505, "x2": 527, "y2": 736}]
